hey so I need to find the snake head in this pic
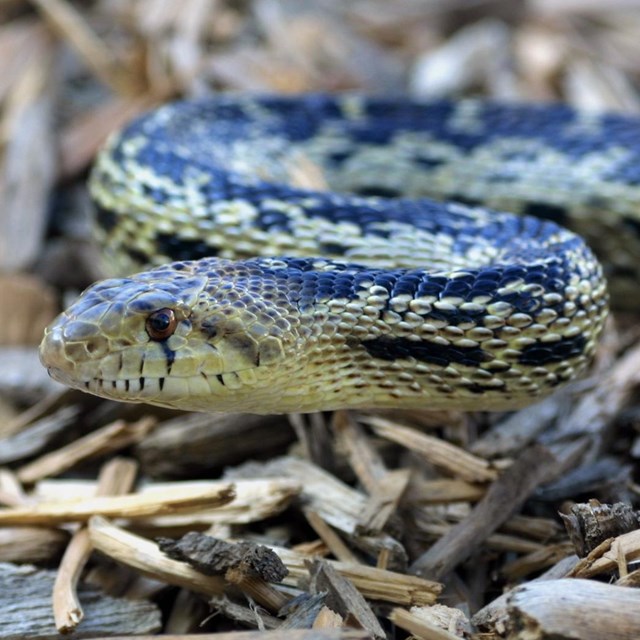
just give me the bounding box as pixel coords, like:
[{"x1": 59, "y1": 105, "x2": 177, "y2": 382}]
[{"x1": 39, "y1": 258, "x2": 300, "y2": 413}]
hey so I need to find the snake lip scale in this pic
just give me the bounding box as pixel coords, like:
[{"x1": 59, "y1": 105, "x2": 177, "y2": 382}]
[{"x1": 39, "y1": 94, "x2": 614, "y2": 414}]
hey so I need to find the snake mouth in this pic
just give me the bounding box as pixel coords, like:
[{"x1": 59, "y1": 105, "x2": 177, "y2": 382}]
[{"x1": 50, "y1": 369, "x2": 250, "y2": 405}]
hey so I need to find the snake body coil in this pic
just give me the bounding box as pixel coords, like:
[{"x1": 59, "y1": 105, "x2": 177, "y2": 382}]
[{"x1": 40, "y1": 95, "x2": 619, "y2": 413}]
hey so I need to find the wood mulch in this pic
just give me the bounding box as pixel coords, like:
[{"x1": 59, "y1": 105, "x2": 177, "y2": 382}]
[{"x1": 1, "y1": 1, "x2": 640, "y2": 638}]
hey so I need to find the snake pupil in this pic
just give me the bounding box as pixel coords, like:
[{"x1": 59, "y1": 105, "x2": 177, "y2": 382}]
[{"x1": 146, "y1": 308, "x2": 177, "y2": 341}]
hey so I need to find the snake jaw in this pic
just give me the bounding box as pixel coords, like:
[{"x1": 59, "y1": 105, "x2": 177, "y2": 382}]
[{"x1": 38, "y1": 258, "x2": 308, "y2": 412}]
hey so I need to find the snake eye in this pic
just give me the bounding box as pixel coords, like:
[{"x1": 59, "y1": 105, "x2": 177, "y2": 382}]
[{"x1": 146, "y1": 308, "x2": 177, "y2": 341}]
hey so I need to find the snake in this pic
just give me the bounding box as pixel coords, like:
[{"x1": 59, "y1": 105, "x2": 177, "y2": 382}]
[{"x1": 39, "y1": 93, "x2": 634, "y2": 415}]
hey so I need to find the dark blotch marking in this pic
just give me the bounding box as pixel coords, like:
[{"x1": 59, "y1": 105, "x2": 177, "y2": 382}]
[
  {"x1": 156, "y1": 233, "x2": 218, "y2": 261},
  {"x1": 519, "y1": 335, "x2": 587, "y2": 365},
  {"x1": 320, "y1": 242, "x2": 348, "y2": 254},
  {"x1": 95, "y1": 205, "x2": 118, "y2": 232},
  {"x1": 622, "y1": 215, "x2": 640, "y2": 238},
  {"x1": 161, "y1": 342, "x2": 176, "y2": 372},
  {"x1": 355, "y1": 186, "x2": 401, "y2": 198},
  {"x1": 362, "y1": 336, "x2": 491, "y2": 368},
  {"x1": 200, "y1": 318, "x2": 218, "y2": 339},
  {"x1": 523, "y1": 202, "x2": 568, "y2": 226},
  {"x1": 448, "y1": 194, "x2": 483, "y2": 207},
  {"x1": 126, "y1": 247, "x2": 151, "y2": 267}
]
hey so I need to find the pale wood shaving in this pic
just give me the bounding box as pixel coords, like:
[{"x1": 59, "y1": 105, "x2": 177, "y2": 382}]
[{"x1": 0, "y1": 483, "x2": 236, "y2": 525}]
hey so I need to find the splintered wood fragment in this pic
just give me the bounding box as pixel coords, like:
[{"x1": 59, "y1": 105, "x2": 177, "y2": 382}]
[
  {"x1": 366, "y1": 416, "x2": 497, "y2": 483},
  {"x1": 53, "y1": 458, "x2": 138, "y2": 633},
  {"x1": 568, "y1": 528, "x2": 640, "y2": 578},
  {"x1": 0, "y1": 562, "x2": 161, "y2": 638},
  {"x1": 29, "y1": 0, "x2": 134, "y2": 94},
  {"x1": 410, "y1": 444, "x2": 559, "y2": 580},
  {"x1": 140, "y1": 479, "x2": 300, "y2": 527},
  {"x1": 309, "y1": 561, "x2": 386, "y2": 640},
  {"x1": 389, "y1": 608, "x2": 463, "y2": 640},
  {"x1": 231, "y1": 457, "x2": 367, "y2": 536},
  {"x1": 304, "y1": 509, "x2": 361, "y2": 564},
  {"x1": 88, "y1": 516, "x2": 227, "y2": 597},
  {"x1": 0, "y1": 483, "x2": 236, "y2": 525},
  {"x1": 357, "y1": 469, "x2": 410, "y2": 534},
  {"x1": 560, "y1": 500, "x2": 639, "y2": 557},
  {"x1": 272, "y1": 546, "x2": 442, "y2": 606},
  {"x1": 332, "y1": 411, "x2": 387, "y2": 494},
  {"x1": 505, "y1": 578, "x2": 640, "y2": 639},
  {"x1": 16, "y1": 417, "x2": 157, "y2": 484}
]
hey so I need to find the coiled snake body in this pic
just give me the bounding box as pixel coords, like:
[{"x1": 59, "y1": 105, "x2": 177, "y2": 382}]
[{"x1": 40, "y1": 94, "x2": 633, "y2": 414}]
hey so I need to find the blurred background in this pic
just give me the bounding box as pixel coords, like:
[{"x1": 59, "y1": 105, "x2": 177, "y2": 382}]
[{"x1": 2, "y1": 0, "x2": 640, "y2": 353}]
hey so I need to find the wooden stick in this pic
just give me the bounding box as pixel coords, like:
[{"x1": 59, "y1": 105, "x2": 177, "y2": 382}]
[
  {"x1": 410, "y1": 444, "x2": 559, "y2": 580},
  {"x1": 87, "y1": 516, "x2": 226, "y2": 597},
  {"x1": 53, "y1": 458, "x2": 138, "y2": 633}
]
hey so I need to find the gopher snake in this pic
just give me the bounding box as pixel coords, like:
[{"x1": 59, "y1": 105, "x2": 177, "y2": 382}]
[{"x1": 39, "y1": 95, "x2": 618, "y2": 414}]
